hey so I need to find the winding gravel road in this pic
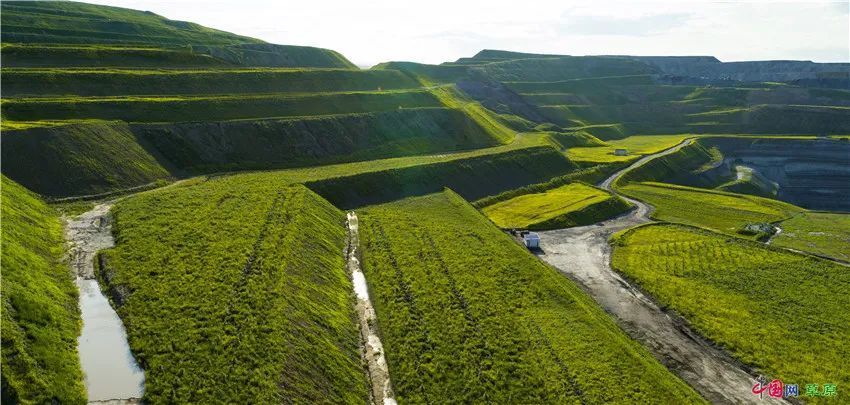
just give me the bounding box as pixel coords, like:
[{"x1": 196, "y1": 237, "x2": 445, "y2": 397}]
[{"x1": 536, "y1": 140, "x2": 779, "y2": 404}]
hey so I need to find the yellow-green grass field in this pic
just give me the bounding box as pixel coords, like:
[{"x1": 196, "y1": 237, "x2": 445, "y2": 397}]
[
  {"x1": 567, "y1": 134, "x2": 820, "y2": 165},
  {"x1": 772, "y1": 212, "x2": 850, "y2": 261},
  {"x1": 100, "y1": 183, "x2": 367, "y2": 403},
  {"x1": 619, "y1": 182, "x2": 802, "y2": 237},
  {"x1": 567, "y1": 134, "x2": 693, "y2": 164},
  {"x1": 482, "y1": 182, "x2": 631, "y2": 230},
  {"x1": 358, "y1": 190, "x2": 703, "y2": 403},
  {"x1": 612, "y1": 224, "x2": 850, "y2": 399},
  {"x1": 1, "y1": 176, "x2": 86, "y2": 403}
]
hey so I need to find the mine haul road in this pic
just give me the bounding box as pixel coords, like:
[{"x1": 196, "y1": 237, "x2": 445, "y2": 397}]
[{"x1": 536, "y1": 139, "x2": 780, "y2": 404}]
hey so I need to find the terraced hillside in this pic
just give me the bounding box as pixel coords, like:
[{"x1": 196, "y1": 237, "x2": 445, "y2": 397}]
[
  {"x1": 1, "y1": 2, "x2": 523, "y2": 199},
  {"x1": 481, "y1": 182, "x2": 631, "y2": 230},
  {"x1": 4, "y1": 2, "x2": 849, "y2": 404},
  {"x1": 1, "y1": 176, "x2": 86, "y2": 404},
  {"x1": 618, "y1": 182, "x2": 802, "y2": 238},
  {"x1": 357, "y1": 191, "x2": 703, "y2": 403},
  {"x1": 383, "y1": 50, "x2": 850, "y2": 140}
]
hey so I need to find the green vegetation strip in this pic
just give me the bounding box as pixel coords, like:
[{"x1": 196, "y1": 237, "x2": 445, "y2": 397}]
[
  {"x1": 358, "y1": 191, "x2": 703, "y2": 403},
  {"x1": 100, "y1": 183, "x2": 367, "y2": 403},
  {"x1": 612, "y1": 223, "x2": 850, "y2": 394},
  {"x1": 772, "y1": 212, "x2": 850, "y2": 262},
  {"x1": 1, "y1": 121, "x2": 171, "y2": 198},
  {"x1": 482, "y1": 183, "x2": 631, "y2": 230},
  {"x1": 305, "y1": 146, "x2": 576, "y2": 209},
  {"x1": 1, "y1": 89, "x2": 442, "y2": 122},
  {"x1": 619, "y1": 182, "x2": 802, "y2": 237},
  {"x1": 1, "y1": 176, "x2": 86, "y2": 403},
  {"x1": 567, "y1": 134, "x2": 694, "y2": 164},
  {"x1": 2, "y1": 68, "x2": 421, "y2": 97}
]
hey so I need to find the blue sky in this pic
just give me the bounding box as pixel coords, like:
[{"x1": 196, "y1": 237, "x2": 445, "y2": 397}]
[{"x1": 86, "y1": 0, "x2": 849, "y2": 66}]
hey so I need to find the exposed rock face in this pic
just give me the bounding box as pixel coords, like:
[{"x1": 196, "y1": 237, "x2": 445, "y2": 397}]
[
  {"x1": 704, "y1": 138, "x2": 850, "y2": 211},
  {"x1": 632, "y1": 56, "x2": 850, "y2": 83}
]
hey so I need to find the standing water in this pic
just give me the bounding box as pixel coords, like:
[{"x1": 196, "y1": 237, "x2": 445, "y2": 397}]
[{"x1": 66, "y1": 203, "x2": 145, "y2": 402}]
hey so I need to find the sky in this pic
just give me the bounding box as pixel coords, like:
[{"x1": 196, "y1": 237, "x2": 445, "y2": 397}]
[{"x1": 84, "y1": 0, "x2": 849, "y2": 67}]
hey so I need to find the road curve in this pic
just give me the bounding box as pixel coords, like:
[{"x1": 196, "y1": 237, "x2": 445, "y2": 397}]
[{"x1": 536, "y1": 140, "x2": 778, "y2": 404}]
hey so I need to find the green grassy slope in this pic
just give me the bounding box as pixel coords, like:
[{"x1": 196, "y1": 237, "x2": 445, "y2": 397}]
[
  {"x1": 357, "y1": 191, "x2": 703, "y2": 403},
  {"x1": 305, "y1": 146, "x2": 577, "y2": 209},
  {"x1": 472, "y1": 163, "x2": 627, "y2": 207},
  {"x1": 1, "y1": 1, "x2": 258, "y2": 46},
  {"x1": 2, "y1": 104, "x2": 515, "y2": 197},
  {"x1": 772, "y1": 212, "x2": 850, "y2": 261},
  {"x1": 612, "y1": 224, "x2": 850, "y2": 397},
  {"x1": 478, "y1": 57, "x2": 657, "y2": 82},
  {"x1": 2, "y1": 68, "x2": 420, "y2": 97},
  {"x1": 1, "y1": 121, "x2": 171, "y2": 198},
  {"x1": 620, "y1": 182, "x2": 802, "y2": 237},
  {"x1": 1, "y1": 176, "x2": 86, "y2": 404},
  {"x1": 132, "y1": 108, "x2": 506, "y2": 172},
  {"x1": 461, "y1": 53, "x2": 850, "y2": 136},
  {"x1": 615, "y1": 140, "x2": 717, "y2": 186},
  {"x1": 99, "y1": 183, "x2": 367, "y2": 403},
  {"x1": 373, "y1": 61, "x2": 471, "y2": 84},
  {"x1": 567, "y1": 134, "x2": 693, "y2": 164},
  {"x1": 1, "y1": 90, "x2": 443, "y2": 122},
  {"x1": 0, "y1": 44, "x2": 232, "y2": 68},
  {"x1": 4, "y1": 35, "x2": 530, "y2": 199},
  {"x1": 481, "y1": 182, "x2": 631, "y2": 230},
  {"x1": 1, "y1": 1, "x2": 354, "y2": 68}
]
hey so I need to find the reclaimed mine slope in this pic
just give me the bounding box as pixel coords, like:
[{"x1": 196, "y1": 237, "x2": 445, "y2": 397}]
[
  {"x1": 537, "y1": 140, "x2": 780, "y2": 404},
  {"x1": 1, "y1": 176, "x2": 86, "y2": 403}
]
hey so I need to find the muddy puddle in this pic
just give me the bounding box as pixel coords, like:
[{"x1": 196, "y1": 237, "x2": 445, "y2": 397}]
[{"x1": 66, "y1": 204, "x2": 145, "y2": 402}]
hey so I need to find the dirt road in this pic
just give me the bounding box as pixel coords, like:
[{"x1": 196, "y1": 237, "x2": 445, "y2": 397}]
[{"x1": 537, "y1": 141, "x2": 778, "y2": 404}]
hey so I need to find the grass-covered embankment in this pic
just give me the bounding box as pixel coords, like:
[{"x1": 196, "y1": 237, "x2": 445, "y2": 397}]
[
  {"x1": 1, "y1": 90, "x2": 443, "y2": 122},
  {"x1": 611, "y1": 223, "x2": 850, "y2": 396},
  {"x1": 0, "y1": 44, "x2": 231, "y2": 68},
  {"x1": 357, "y1": 190, "x2": 703, "y2": 403},
  {"x1": 131, "y1": 107, "x2": 504, "y2": 172},
  {"x1": 566, "y1": 134, "x2": 694, "y2": 164},
  {"x1": 99, "y1": 183, "x2": 367, "y2": 403},
  {"x1": 1, "y1": 121, "x2": 171, "y2": 198},
  {"x1": 614, "y1": 140, "x2": 717, "y2": 186},
  {"x1": 1, "y1": 176, "x2": 86, "y2": 404},
  {"x1": 772, "y1": 212, "x2": 850, "y2": 261},
  {"x1": 305, "y1": 145, "x2": 577, "y2": 209},
  {"x1": 2, "y1": 68, "x2": 421, "y2": 97},
  {"x1": 619, "y1": 182, "x2": 802, "y2": 237},
  {"x1": 481, "y1": 183, "x2": 631, "y2": 230}
]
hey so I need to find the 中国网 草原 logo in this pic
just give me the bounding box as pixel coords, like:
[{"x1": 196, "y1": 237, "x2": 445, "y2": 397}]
[{"x1": 752, "y1": 376, "x2": 837, "y2": 399}]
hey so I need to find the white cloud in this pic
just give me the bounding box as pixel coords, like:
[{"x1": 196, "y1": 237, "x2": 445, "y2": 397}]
[{"x1": 81, "y1": 0, "x2": 850, "y2": 65}]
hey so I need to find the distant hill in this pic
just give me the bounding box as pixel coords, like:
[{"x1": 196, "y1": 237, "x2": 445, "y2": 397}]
[
  {"x1": 628, "y1": 56, "x2": 850, "y2": 83},
  {"x1": 1, "y1": 1, "x2": 355, "y2": 68},
  {"x1": 452, "y1": 49, "x2": 849, "y2": 84}
]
